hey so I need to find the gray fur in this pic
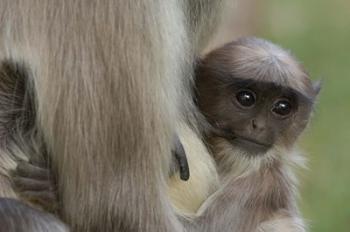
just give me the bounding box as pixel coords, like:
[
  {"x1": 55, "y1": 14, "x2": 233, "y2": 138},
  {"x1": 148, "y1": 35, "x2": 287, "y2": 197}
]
[
  {"x1": 199, "y1": 37, "x2": 317, "y2": 97},
  {"x1": 0, "y1": 1, "x2": 230, "y2": 231},
  {"x1": 0, "y1": 198, "x2": 68, "y2": 232}
]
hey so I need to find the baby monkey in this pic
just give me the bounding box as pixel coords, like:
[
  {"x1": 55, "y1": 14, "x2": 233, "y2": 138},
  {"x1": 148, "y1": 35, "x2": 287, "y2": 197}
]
[
  {"x1": 189, "y1": 37, "x2": 320, "y2": 231},
  {"x1": 168, "y1": 37, "x2": 319, "y2": 231},
  {"x1": 11, "y1": 37, "x2": 319, "y2": 232}
]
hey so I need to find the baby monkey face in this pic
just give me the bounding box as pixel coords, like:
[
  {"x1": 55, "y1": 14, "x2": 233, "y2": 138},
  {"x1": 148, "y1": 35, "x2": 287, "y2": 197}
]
[
  {"x1": 195, "y1": 37, "x2": 319, "y2": 156},
  {"x1": 197, "y1": 78, "x2": 315, "y2": 156}
]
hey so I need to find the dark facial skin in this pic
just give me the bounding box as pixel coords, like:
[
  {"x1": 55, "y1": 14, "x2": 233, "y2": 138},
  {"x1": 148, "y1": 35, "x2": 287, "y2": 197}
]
[{"x1": 195, "y1": 77, "x2": 314, "y2": 156}]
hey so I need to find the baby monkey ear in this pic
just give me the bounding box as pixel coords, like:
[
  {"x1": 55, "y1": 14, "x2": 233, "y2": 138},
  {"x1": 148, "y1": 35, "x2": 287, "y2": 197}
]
[{"x1": 312, "y1": 80, "x2": 322, "y2": 96}]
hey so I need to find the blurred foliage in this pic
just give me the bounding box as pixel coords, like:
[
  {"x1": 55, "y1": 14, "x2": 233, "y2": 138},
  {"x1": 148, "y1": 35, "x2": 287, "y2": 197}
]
[{"x1": 254, "y1": 0, "x2": 350, "y2": 231}]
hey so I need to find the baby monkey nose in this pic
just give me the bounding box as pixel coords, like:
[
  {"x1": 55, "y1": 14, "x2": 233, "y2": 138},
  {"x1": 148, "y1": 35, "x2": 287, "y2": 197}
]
[{"x1": 251, "y1": 119, "x2": 265, "y2": 131}]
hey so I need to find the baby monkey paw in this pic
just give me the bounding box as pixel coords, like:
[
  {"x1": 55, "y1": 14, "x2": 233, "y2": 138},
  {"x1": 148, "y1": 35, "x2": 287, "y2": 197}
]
[
  {"x1": 11, "y1": 160, "x2": 58, "y2": 213},
  {"x1": 170, "y1": 135, "x2": 190, "y2": 181}
]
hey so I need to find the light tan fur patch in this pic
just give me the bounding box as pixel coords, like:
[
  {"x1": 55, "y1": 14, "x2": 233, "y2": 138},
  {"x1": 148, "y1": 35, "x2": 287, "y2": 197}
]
[{"x1": 167, "y1": 123, "x2": 219, "y2": 215}]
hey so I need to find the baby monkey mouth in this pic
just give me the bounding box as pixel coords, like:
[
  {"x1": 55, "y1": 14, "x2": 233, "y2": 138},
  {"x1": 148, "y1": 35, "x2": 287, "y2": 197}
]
[
  {"x1": 212, "y1": 127, "x2": 272, "y2": 154},
  {"x1": 230, "y1": 135, "x2": 272, "y2": 154},
  {"x1": 216, "y1": 129, "x2": 272, "y2": 154},
  {"x1": 233, "y1": 136, "x2": 270, "y2": 147}
]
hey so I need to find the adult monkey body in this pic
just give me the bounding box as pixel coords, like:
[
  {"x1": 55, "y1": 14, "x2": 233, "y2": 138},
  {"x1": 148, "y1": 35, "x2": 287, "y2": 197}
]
[{"x1": 0, "y1": 1, "x2": 230, "y2": 231}]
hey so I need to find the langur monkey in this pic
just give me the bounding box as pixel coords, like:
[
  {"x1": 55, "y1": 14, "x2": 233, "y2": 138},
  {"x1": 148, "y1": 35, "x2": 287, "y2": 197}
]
[
  {"x1": 0, "y1": 1, "x2": 232, "y2": 232},
  {"x1": 169, "y1": 37, "x2": 320, "y2": 231},
  {"x1": 12, "y1": 37, "x2": 320, "y2": 232},
  {"x1": 189, "y1": 37, "x2": 319, "y2": 231}
]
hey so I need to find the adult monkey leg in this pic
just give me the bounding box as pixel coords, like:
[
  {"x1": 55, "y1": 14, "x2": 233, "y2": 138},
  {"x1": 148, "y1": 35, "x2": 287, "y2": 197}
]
[
  {"x1": 0, "y1": 0, "x2": 230, "y2": 231},
  {"x1": 0, "y1": 198, "x2": 68, "y2": 232}
]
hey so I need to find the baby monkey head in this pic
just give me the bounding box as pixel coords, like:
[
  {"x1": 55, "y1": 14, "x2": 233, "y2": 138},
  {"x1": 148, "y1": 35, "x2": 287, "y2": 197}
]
[{"x1": 195, "y1": 37, "x2": 320, "y2": 156}]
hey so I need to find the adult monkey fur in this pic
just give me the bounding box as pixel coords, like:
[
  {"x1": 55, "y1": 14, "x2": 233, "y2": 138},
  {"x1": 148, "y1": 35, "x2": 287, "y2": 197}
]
[
  {"x1": 0, "y1": 1, "x2": 231, "y2": 232},
  {"x1": 11, "y1": 37, "x2": 320, "y2": 232}
]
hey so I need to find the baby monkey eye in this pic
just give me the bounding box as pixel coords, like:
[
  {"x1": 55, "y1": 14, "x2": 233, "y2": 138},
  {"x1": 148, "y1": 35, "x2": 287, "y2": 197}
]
[
  {"x1": 236, "y1": 90, "x2": 256, "y2": 107},
  {"x1": 272, "y1": 99, "x2": 292, "y2": 117}
]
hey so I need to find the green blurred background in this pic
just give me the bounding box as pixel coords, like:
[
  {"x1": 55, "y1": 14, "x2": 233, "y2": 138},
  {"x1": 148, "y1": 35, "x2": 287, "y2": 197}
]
[{"x1": 209, "y1": 0, "x2": 350, "y2": 231}]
